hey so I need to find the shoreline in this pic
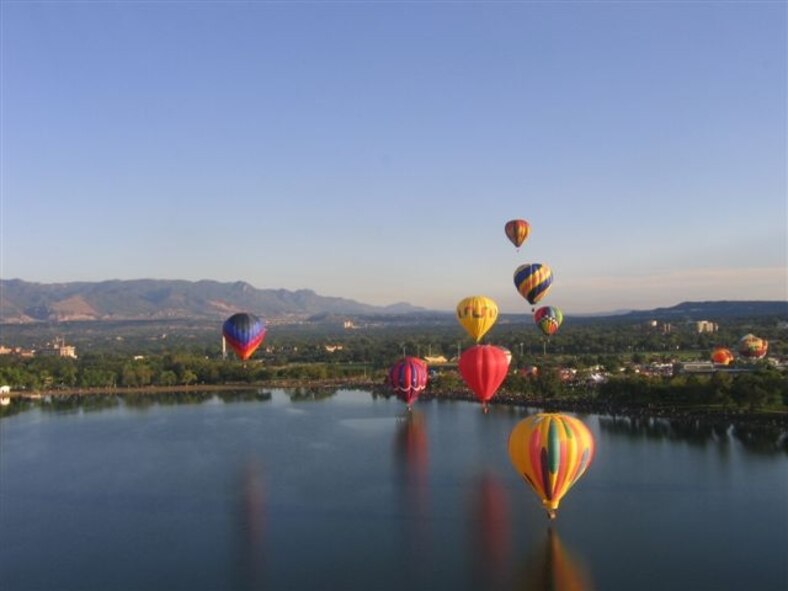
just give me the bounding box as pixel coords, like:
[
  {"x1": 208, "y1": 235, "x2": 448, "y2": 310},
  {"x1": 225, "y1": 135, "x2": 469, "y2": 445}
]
[{"x1": 5, "y1": 381, "x2": 787, "y2": 429}]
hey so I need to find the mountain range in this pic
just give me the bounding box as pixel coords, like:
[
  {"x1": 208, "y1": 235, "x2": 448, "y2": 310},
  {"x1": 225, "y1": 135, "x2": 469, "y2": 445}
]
[
  {"x1": 0, "y1": 278, "x2": 785, "y2": 324},
  {"x1": 0, "y1": 279, "x2": 424, "y2": 323}
]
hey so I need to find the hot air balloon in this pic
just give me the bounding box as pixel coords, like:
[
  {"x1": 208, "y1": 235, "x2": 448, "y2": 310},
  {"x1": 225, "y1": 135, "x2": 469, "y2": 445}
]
[
  {"x1": 223, "y1": 313, "x2": 267, "y2": 361},
  {"x1": 711, "y1": 347, "x2": 734, "y2": 366},
  {"x1": 738, "y1": 334, "x2": 768, "y2": 360},
  {"x1": 505, "y1": 219, "x2": 531, "y2": 250},
  {"x1": 498, "y1": 346, "x2": 513, "y2": 367},
  {"x1": 388, "y1": 357, "x2": 429, "y2": 409},
  {"x1": 459, "y1": 345, "x2": 510, "y2": 412},
  {"x1": 508, "y1": 413, "x2": 595, "y2": 519},
  {"x1": 457, "y1": 296, "x2": 499, "y2": 342},
  {"x1": 534, "y1": 306, "x2": 563, "y2": 337},
  {"x1": 514, "y1": 264, "x2": 553, "y2": 307}
]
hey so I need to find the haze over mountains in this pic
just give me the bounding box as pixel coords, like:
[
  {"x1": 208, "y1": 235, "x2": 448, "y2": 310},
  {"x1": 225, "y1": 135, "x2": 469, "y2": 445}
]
[
  {"x1": 0, "y1": 279, "x2": 785, "y2": 324},
  {"x1": 0, "y1": 279, "x2": 424, "y2": 323}
]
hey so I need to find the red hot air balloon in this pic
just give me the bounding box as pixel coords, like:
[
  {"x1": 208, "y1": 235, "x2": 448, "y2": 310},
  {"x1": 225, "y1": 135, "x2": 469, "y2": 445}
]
[
  {"x1": 223, "y1": 313, "x2": 267, "y2": 361},
  {"x1": 388, "y1": 357, "x2": 429, "y2": 409},
  {"x1": 505, "y1": 219, "x2": 531, "y2": 250},
  {"x1": 459, "y1": 345, "x2": 510, "y2": 413}
]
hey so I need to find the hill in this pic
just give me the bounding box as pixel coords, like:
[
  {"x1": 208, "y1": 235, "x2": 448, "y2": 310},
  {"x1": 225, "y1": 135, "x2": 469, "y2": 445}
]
[
  {"x1": 1, "y1": 279, "x2": 785, "y2": 326},
  {"x1": 0, "y1": 279, "x2": 425, "y2": 323}
]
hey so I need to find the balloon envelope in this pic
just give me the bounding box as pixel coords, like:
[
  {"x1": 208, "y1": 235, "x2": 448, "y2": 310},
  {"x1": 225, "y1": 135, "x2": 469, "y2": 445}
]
[
  {"x1": 456, "y1": 296, "x2": 499, "y2": 342},
  {"x1": 388, "y1": 357, "x2": 429, "y2": 407},
  {"x1": 738, "y1": 334, "x2": 768, "y2": 359},
  {"x1": 514, "y1": 264, "x2": 554, "y2": 306},
  {"x1": 223, "y1": 313, "x2": 267, "y2": 360},
  {"x1": 534, "y1": 306, "x2": 563, "y2": 337},
  {"x1": 508, "y1": 413, "x2": 595, "y2": 519},
  {"x1": 459, "y1": 345, "x2": 510, "y2": 404},
  {"x1": 505, "y1": 219, "x2": 531, "y2": 249},
  {"x1": 711, "y1": 347, "x2": 734, "y2": 365}
]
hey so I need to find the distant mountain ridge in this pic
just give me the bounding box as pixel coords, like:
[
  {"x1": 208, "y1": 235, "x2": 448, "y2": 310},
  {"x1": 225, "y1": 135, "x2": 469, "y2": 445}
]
[
  {"x1": 0, "y1": 279, "x2": 425, "y2": 323},
  {"x1": 0, "y1": 279, "x2": 785, "y2": 325},
  {"x1": 615, "y1": 300, "x2": 787, "y2": 321}
]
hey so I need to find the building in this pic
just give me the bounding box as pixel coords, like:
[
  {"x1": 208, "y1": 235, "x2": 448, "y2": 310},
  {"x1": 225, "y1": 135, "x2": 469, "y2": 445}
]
[
  {"x1": 38, "y1": 337, "x2": 78, "y2": 359},
  {"x1": 694, "y1": 321, "x2": 718, "y2": 333}
]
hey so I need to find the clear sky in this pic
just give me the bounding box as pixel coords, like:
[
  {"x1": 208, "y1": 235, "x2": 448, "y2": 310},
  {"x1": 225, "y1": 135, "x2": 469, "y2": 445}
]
[{"x1": 1, "y1": 1, "x2": 785, "y2": 314}]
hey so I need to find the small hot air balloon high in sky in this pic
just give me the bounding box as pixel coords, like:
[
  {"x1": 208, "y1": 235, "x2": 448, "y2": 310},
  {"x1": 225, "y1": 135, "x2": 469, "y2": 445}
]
[
  {"x1": 505, "y1": 219, "x2": 531, "y2": 251},
  {"x1": 534, "y1": 306, "x2": 564, "y2": 337},
  {"x1": 508, "y1": 413, "x2": 595, "y2": 520},
  {"x1": 711, "y1": 347, "x2": 734, "y2": 366},
  {"x1": 456, "y1": 295, "x2": 499, "y2": 342},
  {"x1": 514, "y1": 264, "x2": 554, "y2": 308},
  {"x1": 738, "y1": 334, "x2": 768, "y2": 360},
  {"x1": 223, "y1": 313, "x2": 267, "y2": 361},
  {"x1": 459, "y1": 344, "x2": 510, "y2": 413},
  {"x1": 388, "y1": 356, "x2": 429, "y2": 410}
]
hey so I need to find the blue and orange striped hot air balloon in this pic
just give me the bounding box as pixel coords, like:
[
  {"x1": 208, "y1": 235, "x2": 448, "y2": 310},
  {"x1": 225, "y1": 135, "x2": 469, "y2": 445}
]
[
  {"x1": 514, "y1": 264, "x2": 554, "y2": 307},
  {"x1": 508, "y1": 413, "x2": 595, "y2": 519},
  {"x1": 223, "y1": 313, "x2": 267, "y2": 361},
  {"x1": 388, "y1": 357, "x2": 428, "y2": 409}
]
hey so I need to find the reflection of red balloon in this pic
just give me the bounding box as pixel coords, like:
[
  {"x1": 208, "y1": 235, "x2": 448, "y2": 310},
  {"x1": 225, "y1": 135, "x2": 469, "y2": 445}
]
[
  {"x1": 474, "y1": 472, "x2": 510, "y2": 576},
  {"x1": 459, "y1": 345, "x2": 510, "y2": 409},
  {"x1": 388, "y1": 357, "x2": 428, "y2": 408}
]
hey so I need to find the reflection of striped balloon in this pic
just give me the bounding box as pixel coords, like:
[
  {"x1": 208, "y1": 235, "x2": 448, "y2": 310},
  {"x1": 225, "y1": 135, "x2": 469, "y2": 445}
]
[
  {"x1": 514, "y1": 264, "x2": 554, "y2": 305},
  {"x1": 508, "y1": 413, "x2": 595, "y2": 519},
  {"x1": 534, "y1": 306, "x2": 563, "y2": 337}
]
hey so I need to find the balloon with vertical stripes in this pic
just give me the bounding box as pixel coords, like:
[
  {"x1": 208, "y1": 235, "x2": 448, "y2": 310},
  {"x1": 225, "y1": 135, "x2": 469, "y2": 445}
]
[{"x1": 508, "y1": 413, "x2": 595, "y2": 519}]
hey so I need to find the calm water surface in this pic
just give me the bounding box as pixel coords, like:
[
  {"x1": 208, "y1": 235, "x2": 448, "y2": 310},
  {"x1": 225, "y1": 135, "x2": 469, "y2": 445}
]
[{"x1": 1, "y1": 390, "x2": 786, "y2": 591}]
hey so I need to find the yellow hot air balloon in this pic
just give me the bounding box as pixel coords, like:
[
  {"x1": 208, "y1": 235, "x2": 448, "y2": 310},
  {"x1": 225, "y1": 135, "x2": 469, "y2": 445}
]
[
  {"x1": 508, "y1": 413, "x2": 595, "y2": 519},
  {"x1": 456, "y1": 296, "x2": 499, "y2": 342}
]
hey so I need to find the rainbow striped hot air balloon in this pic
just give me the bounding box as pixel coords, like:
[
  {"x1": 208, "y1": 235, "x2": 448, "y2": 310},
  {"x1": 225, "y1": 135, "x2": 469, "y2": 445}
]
[
  {"x1": 388, "y1": 357, "x2": 429, "y2": 409},
  {"x1": 223, "y1": 313, "x2": 267, "y2": 361},
  {"x1": 505, "y1": 219, "x2": 531, "y2": 250},
  {"x1": 534, "y1": 306, "x2": 563, "y2": 337},
  {"x1": 514, "y1": 264, "x2": 554, "y2": 307},
  {"x1": 508, "y1": 413, "x2": 595, "y2": 519}
]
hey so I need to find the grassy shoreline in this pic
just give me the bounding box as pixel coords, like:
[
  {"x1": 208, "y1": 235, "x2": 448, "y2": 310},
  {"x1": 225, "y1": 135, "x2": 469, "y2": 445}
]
[{"x1": 4, "y1": 380, "x2": 786, "y2": 429}]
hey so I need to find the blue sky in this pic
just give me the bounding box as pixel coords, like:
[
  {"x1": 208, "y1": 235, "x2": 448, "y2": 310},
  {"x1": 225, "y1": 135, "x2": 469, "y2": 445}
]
[{"x1": 1, "y1": 1, "x2": 785, "y2": 314}]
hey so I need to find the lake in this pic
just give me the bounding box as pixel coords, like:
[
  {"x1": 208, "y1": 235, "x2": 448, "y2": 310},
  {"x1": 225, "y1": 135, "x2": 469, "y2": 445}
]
[{"x1": 1, "y1": 389, "x2": 786, "y2": 591}]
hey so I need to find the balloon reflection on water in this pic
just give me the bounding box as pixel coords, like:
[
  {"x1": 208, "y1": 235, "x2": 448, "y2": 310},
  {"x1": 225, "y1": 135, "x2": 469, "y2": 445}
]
[
  {"x1": 238, "y1": 459, "x2": 266, "y2": 591},
  {"x1": 518, "y1": 529, "x2": 595, "y2": 591},
  {"x1": 467, "y1": 471, "x2": 511, "y2": 590}
]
